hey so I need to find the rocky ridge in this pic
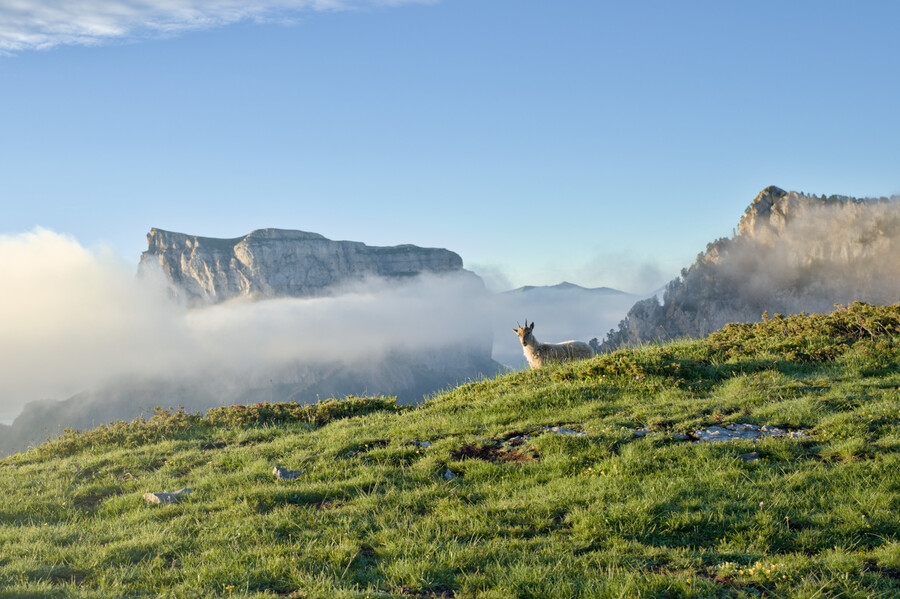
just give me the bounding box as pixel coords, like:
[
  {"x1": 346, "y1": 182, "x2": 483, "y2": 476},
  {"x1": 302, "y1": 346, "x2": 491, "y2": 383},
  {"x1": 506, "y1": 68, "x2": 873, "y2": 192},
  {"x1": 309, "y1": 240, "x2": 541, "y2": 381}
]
[
  {"x1": 603, "y1": 186, "x2": 900, "y2": 349},
  {"x1": 140, "y1": 227, "x2": 467, "y2": 304}
]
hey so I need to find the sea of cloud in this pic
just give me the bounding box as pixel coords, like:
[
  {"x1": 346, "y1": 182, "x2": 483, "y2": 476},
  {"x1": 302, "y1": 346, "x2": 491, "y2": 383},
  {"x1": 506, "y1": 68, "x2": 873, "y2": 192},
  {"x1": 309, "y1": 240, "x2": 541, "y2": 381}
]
[
  {"x1": 0, "y1": 228, "x2": 486, "y2": 421},
  {"x1": 0, "y1": 228, "x2": 642, "y2": 424}
]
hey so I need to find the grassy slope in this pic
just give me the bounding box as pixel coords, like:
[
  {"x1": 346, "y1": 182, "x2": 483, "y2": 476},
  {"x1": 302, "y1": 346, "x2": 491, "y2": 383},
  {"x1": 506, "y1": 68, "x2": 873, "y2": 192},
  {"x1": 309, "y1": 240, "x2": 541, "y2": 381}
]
[{"x1": 3, "y1": 303, "x2": 900, "y2": 598}]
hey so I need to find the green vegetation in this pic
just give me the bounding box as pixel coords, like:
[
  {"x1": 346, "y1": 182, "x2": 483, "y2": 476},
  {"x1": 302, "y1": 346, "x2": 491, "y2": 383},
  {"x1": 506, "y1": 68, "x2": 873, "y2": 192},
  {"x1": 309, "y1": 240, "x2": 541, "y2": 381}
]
[{"x1": 3, "y1": 302, "x2": 900, "y2": 597}]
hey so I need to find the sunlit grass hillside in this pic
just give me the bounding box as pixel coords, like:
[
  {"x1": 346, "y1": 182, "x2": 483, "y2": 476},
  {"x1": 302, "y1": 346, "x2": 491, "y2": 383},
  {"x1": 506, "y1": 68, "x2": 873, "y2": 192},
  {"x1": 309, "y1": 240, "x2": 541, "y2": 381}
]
[{"x1": 3, "y1": 303, "x2": 900, "y2": 598}]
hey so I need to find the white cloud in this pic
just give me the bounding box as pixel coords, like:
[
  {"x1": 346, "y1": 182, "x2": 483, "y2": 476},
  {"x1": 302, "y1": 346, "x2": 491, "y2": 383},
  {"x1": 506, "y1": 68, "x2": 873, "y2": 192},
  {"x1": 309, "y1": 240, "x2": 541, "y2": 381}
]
[
  {"x1": 0, "y1": 0, "x2": 435, "y2": 52},
  {"x1": 0, "y1": 228, "x2": 487, "y2": 420}
]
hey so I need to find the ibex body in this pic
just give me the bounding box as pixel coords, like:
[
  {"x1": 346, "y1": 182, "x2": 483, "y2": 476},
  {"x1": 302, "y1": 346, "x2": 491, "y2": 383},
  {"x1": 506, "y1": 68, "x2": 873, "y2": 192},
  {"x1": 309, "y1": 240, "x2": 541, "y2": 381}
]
[{"x1": 513, "y1": 320, "x2": 593, "y2": 369}]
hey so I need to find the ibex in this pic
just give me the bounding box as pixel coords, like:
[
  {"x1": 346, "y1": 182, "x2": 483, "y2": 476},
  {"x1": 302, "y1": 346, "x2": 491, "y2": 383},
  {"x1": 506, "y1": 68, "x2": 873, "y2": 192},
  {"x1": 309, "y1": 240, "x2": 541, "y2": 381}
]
[{"x1": 513, "y1": 320, "x2": 593, "y2": 369}]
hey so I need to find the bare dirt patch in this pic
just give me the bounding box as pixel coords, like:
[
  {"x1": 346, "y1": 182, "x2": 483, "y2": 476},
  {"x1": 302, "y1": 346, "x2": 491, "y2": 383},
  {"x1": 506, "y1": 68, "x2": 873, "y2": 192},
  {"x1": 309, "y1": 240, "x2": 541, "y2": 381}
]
[{"x1": 451, "y1": 444, "x2": 539, "y2": 463}]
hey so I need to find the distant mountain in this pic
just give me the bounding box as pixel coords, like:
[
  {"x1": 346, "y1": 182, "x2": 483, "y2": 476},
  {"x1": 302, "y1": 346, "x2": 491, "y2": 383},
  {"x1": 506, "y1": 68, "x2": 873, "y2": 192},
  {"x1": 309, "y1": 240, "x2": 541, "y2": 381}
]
[
  {"x1": 0, "y1": 350, "x2": 503, "y2": 456},
  {"x1": 603, "y1": 185, "x2": 900, "y2": 350},
  {"x1": 504, "y1": 281, "x2": 631, "y2": 296},
  {"x1": 491, "y1": 281, "x2": 639, "y2": 367}
]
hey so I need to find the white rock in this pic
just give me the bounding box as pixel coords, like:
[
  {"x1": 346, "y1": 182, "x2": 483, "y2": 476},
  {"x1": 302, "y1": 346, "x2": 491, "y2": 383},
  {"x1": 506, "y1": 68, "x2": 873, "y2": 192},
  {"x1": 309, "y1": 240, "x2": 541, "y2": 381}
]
[
  {"x1": 692, "y1": 423, "x2": 809, "y2": 443},
  {"x1": 543, "y1": 427, "x2": 586, "y2": 437},
  {"x1": 143, "y1": 488, "x2": 192, "y2": 505}
]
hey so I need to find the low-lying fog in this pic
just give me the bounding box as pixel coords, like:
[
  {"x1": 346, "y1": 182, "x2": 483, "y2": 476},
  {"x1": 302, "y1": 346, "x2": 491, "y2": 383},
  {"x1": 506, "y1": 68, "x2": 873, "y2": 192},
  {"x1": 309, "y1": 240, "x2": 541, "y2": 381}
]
[{"x1": 0, "y1": 229, "x2": 638, "y2": 424}]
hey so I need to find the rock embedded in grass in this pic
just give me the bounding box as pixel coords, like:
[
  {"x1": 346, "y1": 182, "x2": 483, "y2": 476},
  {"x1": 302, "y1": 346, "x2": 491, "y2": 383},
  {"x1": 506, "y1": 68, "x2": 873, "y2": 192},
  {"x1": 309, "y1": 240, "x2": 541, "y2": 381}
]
[
  {"x1": 143, "y1": 488, "x2": 192, "y2": 505},
  {"x1": 200, "y1": 441, "x2": 227, "y2": 450},
  {"x1": 272, "y1": 466, "x2": 306, "y2": 480},
  {"x1": 692, "y1": 423, "x2": 808, "y2": 443},
  {"x1": 633, "y1": 428, "x2": 656, "y2": 437},
  {"x1": 543, "y1": 426, "x2": 586, "y2": 437}
]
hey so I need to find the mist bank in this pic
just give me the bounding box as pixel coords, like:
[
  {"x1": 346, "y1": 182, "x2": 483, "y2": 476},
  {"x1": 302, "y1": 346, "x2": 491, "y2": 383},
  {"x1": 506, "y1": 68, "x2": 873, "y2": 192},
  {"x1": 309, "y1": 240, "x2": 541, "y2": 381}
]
[
  {"x1": 604, "y1": 186, "x2": 900, "y2": 349},
  {"x1": 0, "y1": 229, "x2": 496, "y2": 425},
  {"x1": 1, "y1": 228, "x2": 637, "y2": 456}
]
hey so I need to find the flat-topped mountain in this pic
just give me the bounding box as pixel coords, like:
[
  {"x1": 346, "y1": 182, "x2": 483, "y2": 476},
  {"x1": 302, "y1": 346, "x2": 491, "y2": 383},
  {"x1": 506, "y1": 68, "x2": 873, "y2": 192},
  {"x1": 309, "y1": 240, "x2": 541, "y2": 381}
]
[{"x1": 140, "y1": 227, "x2": 467, "y2": 304}]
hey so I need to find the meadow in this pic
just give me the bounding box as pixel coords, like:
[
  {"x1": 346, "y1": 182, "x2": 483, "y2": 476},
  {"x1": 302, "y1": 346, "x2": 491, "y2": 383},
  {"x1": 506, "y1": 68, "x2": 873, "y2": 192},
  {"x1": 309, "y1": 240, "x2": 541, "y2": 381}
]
[{"x1": 2, "y1": 302, "x2": 900, "y2": 598}]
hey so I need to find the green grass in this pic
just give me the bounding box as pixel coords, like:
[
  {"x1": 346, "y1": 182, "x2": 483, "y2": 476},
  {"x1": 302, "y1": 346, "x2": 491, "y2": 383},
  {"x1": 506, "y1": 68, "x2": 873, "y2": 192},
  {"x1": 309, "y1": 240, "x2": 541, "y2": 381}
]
[{"x1": 3, "y1": 302, "x2": 900, "y2": 597}]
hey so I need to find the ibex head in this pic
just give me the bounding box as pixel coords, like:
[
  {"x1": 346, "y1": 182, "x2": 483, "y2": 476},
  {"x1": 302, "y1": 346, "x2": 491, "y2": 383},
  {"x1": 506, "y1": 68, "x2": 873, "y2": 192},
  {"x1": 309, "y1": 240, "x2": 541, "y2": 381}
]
[{"x1": 512, "y1": 320, "x2": 535, "y2": 346}]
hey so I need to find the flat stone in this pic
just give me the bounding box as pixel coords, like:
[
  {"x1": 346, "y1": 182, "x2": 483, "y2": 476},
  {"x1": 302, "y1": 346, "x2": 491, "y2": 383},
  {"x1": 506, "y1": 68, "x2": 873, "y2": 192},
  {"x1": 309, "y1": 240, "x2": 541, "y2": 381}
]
[
  {"x1": 737, "y1": 451, "x2": 760, "y2": 462},
  {"x1": 693, "y1": 423, "x2": 809, "y2": 443},
  {"x1": 633, "y1": 428, "x2": 656, "y2": 437},
  {"x1": 444, "y1": 468, "x2": 457, "y2": 481},
  {"x1": 273, "y1": 466, "x2": 306, "y2": 480},
  {"x1": 543, "y1": 427, "x2": 586, "y2": 437},
  {"x1": 413, "y1": 440, "x2": 432, "y2": 448},
  {"x1": 143, "y1": 488, "x2": 192, "y2": 505}
]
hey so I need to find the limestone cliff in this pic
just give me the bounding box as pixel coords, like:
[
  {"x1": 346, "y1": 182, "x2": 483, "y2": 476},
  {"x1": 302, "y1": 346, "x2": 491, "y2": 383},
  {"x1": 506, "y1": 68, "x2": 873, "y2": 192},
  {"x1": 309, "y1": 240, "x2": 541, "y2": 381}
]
[
  {"x1": 602, "y1": 186, "x2": 900, "y2": 350},
  {"x1": 139, "y1": 228, "x2": 467, "y2": 304}
]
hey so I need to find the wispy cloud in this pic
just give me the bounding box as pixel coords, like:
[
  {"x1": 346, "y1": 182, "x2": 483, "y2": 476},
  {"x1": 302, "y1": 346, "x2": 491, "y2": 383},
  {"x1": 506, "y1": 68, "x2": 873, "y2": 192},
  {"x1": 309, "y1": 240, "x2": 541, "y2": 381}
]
[{"x1": 0, "y1": 0, "x2": 434, "y2": 52}]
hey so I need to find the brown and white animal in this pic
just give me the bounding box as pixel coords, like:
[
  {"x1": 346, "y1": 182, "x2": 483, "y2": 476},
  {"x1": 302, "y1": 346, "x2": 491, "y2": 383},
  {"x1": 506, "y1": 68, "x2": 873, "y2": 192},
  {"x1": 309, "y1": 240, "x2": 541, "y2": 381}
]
[{"x1": 512, "y1": 320, "x2": 593, "y2": 369}]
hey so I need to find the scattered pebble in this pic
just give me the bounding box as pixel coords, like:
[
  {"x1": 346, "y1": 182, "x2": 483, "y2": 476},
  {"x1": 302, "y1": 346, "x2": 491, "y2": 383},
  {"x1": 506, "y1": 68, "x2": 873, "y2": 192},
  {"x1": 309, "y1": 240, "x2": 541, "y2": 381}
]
[
  {"x1": 143, "y1": 488, "x2": 192, "y2": 505},
  {"x1": 633, "y1": 428, "x2": 656, "y2": 437},
  {"x1": 444, "y1": 468, "x2": 458, "y2": 481},
  {"x1": 200, "y1": 441, "x2": 227, "y2": 450},
  {"x1": 413, "y1": 440, "x2": 432, "y2": 448},
  {"x1": 273, "y1": 466, "x2": 306, "y2": 480},
  {"x1": 737, "y1": 451, "x2": 760, "y2": 462}
]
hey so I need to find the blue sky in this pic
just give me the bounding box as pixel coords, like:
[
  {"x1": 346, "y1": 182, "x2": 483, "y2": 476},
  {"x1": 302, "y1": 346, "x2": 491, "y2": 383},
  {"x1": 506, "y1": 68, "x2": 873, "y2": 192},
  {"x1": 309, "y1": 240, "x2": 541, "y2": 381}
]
[{"x1": 1, "y1": 0, "x2": 898, "y2": 293}]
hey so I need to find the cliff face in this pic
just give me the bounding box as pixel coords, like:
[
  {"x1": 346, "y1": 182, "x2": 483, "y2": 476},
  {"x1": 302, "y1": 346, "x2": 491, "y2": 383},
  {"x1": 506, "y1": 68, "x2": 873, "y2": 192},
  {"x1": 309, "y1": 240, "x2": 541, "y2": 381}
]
[
  {"x1": 603, "y1": 186, "x2": 900, "y2": 350},
  {"x1": 139, "y1": 228, "x2": 466, "y2": 304}
]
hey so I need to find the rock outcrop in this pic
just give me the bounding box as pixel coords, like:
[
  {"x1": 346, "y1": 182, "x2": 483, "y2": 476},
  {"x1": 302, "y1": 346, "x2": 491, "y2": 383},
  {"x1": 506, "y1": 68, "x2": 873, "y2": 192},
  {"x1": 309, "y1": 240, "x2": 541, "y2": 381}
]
[
  {"x1": 603, "y1": 186, "x2": 900, "y2": 349},
  {"x1": 139, "y1": 228, "x2": 466, "y2": 304}
]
